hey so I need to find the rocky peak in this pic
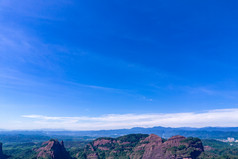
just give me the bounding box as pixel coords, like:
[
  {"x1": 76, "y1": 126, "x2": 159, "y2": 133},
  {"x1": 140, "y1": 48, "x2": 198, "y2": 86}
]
[
  {"x1": 60, "y1": 140, "x2": 64, "y2": 146},
  {"x1": 142, "y1": 135, "x2": 204, "y2": 159},
  {"x1": 164, "y1": 135, "x2": 186, "y2": 147},
  {"x1": 143, "y1": 134, "x2": 163, "y2": 143},
  {"x1": 81, "y1": 134, "x2": 204, "y2": 159},
  {"x1": 36, "y1": 139, "x2": 71, "y2": 159}
]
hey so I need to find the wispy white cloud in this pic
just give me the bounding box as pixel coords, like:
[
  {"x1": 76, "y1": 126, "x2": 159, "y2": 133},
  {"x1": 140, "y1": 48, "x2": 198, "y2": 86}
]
[
  {"x1": 0, "y1": 0, "x2": 71, "y2": 21},
  {"x1": 18, "y1": 108, "x2": 238, "y2": 130},
  {"x1": 181, "y1": 86, "x2": 238, "y2": 99}
]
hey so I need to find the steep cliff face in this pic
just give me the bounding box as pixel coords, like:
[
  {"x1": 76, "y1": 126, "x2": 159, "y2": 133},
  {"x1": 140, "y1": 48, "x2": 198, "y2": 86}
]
[
  {"x1": 80, "y1": 134, "x2": 204, "y2": 159},
  {"x1": 0, "y1": 142, "x2": 7, "y2": 159},
  {"x1": 0, "y1": 143, "x2": 2, "y2": 155},
  {"x1": 36, "y1": 139, "x2": 71, "y2": 159},
  {"x1": 138, "y1": 135, "x2": 204, "y2": 159}
]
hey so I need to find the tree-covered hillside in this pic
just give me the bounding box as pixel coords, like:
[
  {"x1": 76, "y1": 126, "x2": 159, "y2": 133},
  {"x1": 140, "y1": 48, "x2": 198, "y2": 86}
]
[{"x1": 1, "y1": 134, "x2": 238, "y2": 158}]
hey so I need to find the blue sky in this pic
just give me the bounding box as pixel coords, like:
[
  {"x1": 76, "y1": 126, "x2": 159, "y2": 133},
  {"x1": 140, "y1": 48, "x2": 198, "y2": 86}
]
[{"x1": 1, "y1": 0, "x2": 238, "y2": 130}]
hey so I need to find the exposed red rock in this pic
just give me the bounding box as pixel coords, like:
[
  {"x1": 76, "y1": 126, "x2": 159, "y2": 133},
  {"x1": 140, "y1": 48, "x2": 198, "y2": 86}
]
[
  {"x1": 204, "y1": 145, "x2": 213, "y2": 151},
  {"x1": 143, "y1": 133, "x2": 163, "y2": 143},
  {"x1": 36, "y1": 139, "x2": 71, "y2": 159},
  {"x1": 82, "y1": 134, "x2": 204, "y2": 159},
  {"x1": 85, "y1": 153, "x2": 98, "y2": 159},
  {"x1": 136, "y1": 134, "x2": 164, "y2": 159},
  {"x1": 164, "y1": 135, "x2": 186, "y2": 146},
  {"x1": 93, "y1": 139, "x2": 113, "y2": 147},
  {"x1": 98, "y1": 146, "x2": 110, "y2": 151},
  {"x1": 140, "y1": 135, "x2": 203, "y2": 159}
]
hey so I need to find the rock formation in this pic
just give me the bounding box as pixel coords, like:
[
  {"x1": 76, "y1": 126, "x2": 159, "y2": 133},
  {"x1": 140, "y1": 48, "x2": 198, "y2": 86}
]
[
  {"x1": 139, "y1": 135, "x2": 203, "y2": 159},
  {"x1": 0, "y1": 142, "x2": 7, "y2": 159},
  {"x1": 80, "y1": 134, "x2": 204, "y2": 159},
  {"x1": 36, "y1": 139, "x2": 71, "y2": 159}
]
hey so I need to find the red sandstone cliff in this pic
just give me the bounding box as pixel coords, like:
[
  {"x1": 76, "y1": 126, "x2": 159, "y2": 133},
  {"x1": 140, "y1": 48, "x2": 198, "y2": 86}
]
[
  {"x1": 36, "y1": 139, "x2": 71, "y2": 159},
  {"x1": 82, "y1": 134, "x2": 204, "y2": 159}
]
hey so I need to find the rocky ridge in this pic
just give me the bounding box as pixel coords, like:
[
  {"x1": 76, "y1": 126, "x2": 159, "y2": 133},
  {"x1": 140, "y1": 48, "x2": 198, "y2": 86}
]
[{"x1": 80, "y1": 134, "x2": 204, "y2": 159}]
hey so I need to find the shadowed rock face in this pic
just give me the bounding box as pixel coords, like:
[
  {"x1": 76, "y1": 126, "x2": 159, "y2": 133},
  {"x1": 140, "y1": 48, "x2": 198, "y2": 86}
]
[
  {"x1": 0, "y1": 143, "x2": 2, "y2": 155},
  {"x1": 0, "y1": 142, "x2": 7, "y2": 159},
  {"x1": 36, "y1": 139, "x2": 71, "y2": 159},
  {"x1": 81, "y1": 134, "x2": 204, "y2": 159}
]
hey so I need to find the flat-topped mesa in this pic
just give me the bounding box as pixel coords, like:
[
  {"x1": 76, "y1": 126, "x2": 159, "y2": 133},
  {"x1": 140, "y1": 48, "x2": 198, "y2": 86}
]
[
  {"x1": 81, "y1": 134, "x2": 204, "y2": 159},
  {"x1": 36, "y1": 139, "x2": 71, "y2": 159}
]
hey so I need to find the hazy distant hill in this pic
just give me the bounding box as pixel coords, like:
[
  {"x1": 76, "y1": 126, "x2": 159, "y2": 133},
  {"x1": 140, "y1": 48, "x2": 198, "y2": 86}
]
[
  {"x1": 1, "y1": 127, "x2": 238, "y2": 142},
  {"x1": 2, "y1": 126, "x2": 238, "y2": 139}
]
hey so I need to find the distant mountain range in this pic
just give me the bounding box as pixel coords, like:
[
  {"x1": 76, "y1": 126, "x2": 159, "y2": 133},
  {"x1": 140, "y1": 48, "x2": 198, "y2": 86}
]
[{"x1": 1, "y1": 126, "x2": 238, "y2": 139}]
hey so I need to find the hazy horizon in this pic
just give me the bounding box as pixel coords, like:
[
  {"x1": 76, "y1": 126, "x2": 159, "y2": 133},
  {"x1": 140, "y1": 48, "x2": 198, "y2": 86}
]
[{"x1": 1, "y1": 0, "x2": 238, "y2": 130}]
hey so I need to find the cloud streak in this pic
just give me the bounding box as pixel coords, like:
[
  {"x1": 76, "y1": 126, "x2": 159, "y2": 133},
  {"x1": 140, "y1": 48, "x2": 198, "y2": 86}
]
[{"x1": 19, "y1": 108, "x2": 238, "y2": 130}]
